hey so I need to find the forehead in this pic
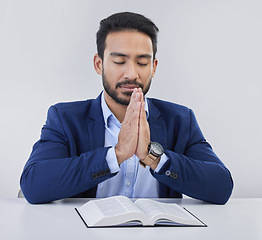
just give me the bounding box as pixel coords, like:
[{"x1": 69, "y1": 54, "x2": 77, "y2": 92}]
[{"x1": 104, "y1": 31, "x2": 153, "y2": 56}]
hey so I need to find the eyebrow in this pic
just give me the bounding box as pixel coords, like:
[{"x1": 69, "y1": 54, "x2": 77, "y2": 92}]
[{"x1": 110, "y1": 52, "x2": 152, "y2": 59}]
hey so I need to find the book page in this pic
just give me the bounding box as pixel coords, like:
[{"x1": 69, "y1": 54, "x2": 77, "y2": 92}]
[
  {"x1": 94, "y1": 196, "x2": 142, "y2": 217},
  {"x1": 135, "y1": 199, "x2": 203, "y2": 226},
  {"x1": 135, "y1": 199, "x2": 170, "y2": 219},
  {"x1": 77, "y1": 196, "x2": 152, "y2": 227}
]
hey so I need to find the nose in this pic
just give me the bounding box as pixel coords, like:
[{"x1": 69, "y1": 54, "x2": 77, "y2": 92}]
[{"x1": 123, "y1": 62, "x2": 139, "y2": 80}]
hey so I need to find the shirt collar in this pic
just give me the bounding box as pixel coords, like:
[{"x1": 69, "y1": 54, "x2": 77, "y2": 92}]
[{"x1": 101, "y1": 91, "x2": 149, "y2": 127}]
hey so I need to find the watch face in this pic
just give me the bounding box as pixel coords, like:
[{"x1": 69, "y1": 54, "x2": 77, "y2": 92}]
[{"x1": 150, "y1": 142, "x2": 164, "y2": 156}]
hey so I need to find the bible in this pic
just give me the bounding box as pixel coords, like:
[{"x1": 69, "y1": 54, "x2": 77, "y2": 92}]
[{"x1": 75, "y1": 196, "x2": 206, "y2": 227}]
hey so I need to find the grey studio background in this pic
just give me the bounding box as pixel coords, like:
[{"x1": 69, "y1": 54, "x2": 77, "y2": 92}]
[{"x1": 0, "y1": 0, "x2": 261, "y2": 199}]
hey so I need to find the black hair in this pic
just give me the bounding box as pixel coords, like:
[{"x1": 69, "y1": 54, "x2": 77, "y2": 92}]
[{"x1": 96, "y1": 12, "x2": 159, "y2": 60}]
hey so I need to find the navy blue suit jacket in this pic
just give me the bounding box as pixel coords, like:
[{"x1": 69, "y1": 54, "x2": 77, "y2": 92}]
[{"x1": 20, "y1": 94, "x2": 233, "y2": 204}]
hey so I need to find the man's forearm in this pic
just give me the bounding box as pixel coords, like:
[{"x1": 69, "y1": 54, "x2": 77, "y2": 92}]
[
  {"x1": 152, "y1": 150, "x2": 233, "y2": 204},
  {"x1": 20, "y1": 146, "x2": 113, "y2": 204}
]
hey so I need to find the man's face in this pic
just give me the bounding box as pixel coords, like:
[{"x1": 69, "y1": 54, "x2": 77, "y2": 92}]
[{"x1": 97, "y1": 31, "x2": 158, "y2": 106}]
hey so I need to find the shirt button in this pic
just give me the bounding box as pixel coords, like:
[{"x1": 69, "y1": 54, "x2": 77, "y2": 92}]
[{"x1": 126, "y1": 182, "x2": 131, "y2": 187}]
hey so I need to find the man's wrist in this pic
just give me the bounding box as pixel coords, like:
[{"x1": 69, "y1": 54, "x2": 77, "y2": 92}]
[
  {"x1": 149, "y1": 158, "x2": 161, "y2": 170},
  {"x1": 115, "y1": 144, "x2": 126, "y2": 165},
  {"x1": 139, "y1": 142, "x2": 164, "y2": 169},
  {"x1": 105, "y1": 147, "x2": 121, "y2": 173}
]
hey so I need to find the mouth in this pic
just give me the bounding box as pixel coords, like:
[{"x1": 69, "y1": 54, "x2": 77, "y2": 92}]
[{"x1": 118, "y1": 84, "x2": 140, "y2": 92}]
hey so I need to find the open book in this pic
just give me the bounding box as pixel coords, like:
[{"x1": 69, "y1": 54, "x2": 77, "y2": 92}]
[{"x1": 75, "y1": 196, "x2": 206, "y2": 227}]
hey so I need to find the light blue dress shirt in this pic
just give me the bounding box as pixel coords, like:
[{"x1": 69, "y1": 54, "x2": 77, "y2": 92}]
[{"x1": 96, "y1": 92, "x2": 168, "y2": 198}]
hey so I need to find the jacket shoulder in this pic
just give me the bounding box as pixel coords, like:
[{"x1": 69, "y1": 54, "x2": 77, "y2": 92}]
[
  {"x1": 45, "y1": 98, "x2": 100, "y2": 123},
  {"x1": 148, "y1": 98, "x2": 191, "y2": 117},
  {"x1": 53, "y1": 99, "x2": 94, "y2": 111}
]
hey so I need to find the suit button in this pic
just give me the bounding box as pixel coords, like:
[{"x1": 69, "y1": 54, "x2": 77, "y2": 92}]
[
  {"x1": 165, "y1": 170, "x2": 171, "y2": 176},
  {"x1": 101, "y1": 170, "x2": 106, "y2": 176},
  {"x1": 92, "y1": 173, "x2": 97, "y2": 179},
  {"x1": 106, "y1": 169, "x2": 110, "y2": 174},
  {"x1": 170, "y1": 172, "x2": 178, "y2": 179},
  {"x1": 96, "y1": 171, "x2": 101, "y2": 178}
]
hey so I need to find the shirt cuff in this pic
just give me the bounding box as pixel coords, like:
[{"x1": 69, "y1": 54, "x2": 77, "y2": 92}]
[
  {"x1": 154, "y1": 153, "x2": 169, "y2": 173},
  {"x1": 106, "y1": 147, "x2": 121, "y2": 173}
]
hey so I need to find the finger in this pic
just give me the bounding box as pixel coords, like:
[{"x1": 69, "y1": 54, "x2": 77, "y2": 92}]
[
  {"x1": 116, "y1": 101, "x2": 141, "y2": 164},
  {"x1": 129, "y1": 88, "x2": 138, "y2": 104},
  {"x1": 137, "y1": 88, "x2": 143, "y2": 102},
  {"x1": 136, "y1": 102, "x2": 150, "y2": 160},
  {"x1": 139, "y1": 98, "x2": 147, "y2": 120},
  {"x1": 127, "y1": 88, "x2": 139, "y2": 109},
  {"x1": 125, "y1": 88, "x2": 140, "y2": 119},
  {"x1": 123, "y1": 94, "x2": 141, "y2": 125}
]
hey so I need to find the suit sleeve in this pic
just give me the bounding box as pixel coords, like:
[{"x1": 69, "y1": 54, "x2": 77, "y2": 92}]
[
  {"x1": 152, "y1": 109, "x2": 233, "y2": 204},
  {"x1": 20, "y1": 105, "x2": 114, "y2": 204}
]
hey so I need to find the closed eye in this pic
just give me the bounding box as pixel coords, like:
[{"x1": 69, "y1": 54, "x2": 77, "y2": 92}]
[
  {"x1": 113, "y1": 61, "x2": 125, "y2": 65},
  {"x1": 138, "y1": 63, "x2": 148, "y2": 66}
]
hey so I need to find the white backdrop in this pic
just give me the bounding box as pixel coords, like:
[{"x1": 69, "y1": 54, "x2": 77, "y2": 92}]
[{"x1": 0, "y1": 0, "x2": 261, "y2": 198}]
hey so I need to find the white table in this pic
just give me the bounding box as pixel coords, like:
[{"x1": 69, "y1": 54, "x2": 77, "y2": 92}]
[{"x1": 0, "y1": 198, "x2": 261, "y2": 240}]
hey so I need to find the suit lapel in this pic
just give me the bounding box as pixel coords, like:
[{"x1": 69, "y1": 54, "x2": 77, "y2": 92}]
[
  {"x1": 147, "y1": 99, "x2": 168, "y2": 149},
  {"x1": 87, "y1": 93, "x2": 105, "y2": 150}
]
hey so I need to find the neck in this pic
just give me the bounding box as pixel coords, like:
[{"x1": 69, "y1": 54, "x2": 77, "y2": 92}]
[{"x1": 104, "y1": 92, "x2": 127, "y2": 123}]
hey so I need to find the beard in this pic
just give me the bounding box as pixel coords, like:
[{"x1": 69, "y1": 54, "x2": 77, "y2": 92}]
[{"x1": 102, "y1": 70, "x2": 152, "y2": 106}]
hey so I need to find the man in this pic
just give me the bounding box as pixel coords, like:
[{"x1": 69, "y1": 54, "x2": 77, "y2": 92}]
[{"x1": 20, "y1": 12, "x2": 233, "y2": 204}]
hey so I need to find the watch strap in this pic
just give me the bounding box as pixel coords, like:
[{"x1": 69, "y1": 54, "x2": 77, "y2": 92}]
[{"x1": 139, "y1": 154, "x2": 161, "y2": 168}]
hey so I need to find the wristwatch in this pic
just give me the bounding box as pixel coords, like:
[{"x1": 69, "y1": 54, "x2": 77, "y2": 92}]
[{"x1": 139, "y1": 142, "x2": 164, "y2": 168}]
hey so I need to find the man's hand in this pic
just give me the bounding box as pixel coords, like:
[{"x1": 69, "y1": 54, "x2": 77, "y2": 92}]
[
  {"x1": 115, "y1": 88, "x2": 150, "y2": 165},
  {"x1": 135, "y1": 90, "x2": 150, "y2": 160}
]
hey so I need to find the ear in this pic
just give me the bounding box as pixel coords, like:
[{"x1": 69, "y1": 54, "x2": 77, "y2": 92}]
[
  {"x1": 94, "y1": 54, "x2": 103, "y2": 75},
  {"x1": 151, "y1": 58, "x2": 158, "y2": 78}
]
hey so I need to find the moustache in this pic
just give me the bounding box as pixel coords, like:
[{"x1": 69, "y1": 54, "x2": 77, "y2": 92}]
[{"x1": 116, "y1": 80, "x2": 144, "y2": 89}]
